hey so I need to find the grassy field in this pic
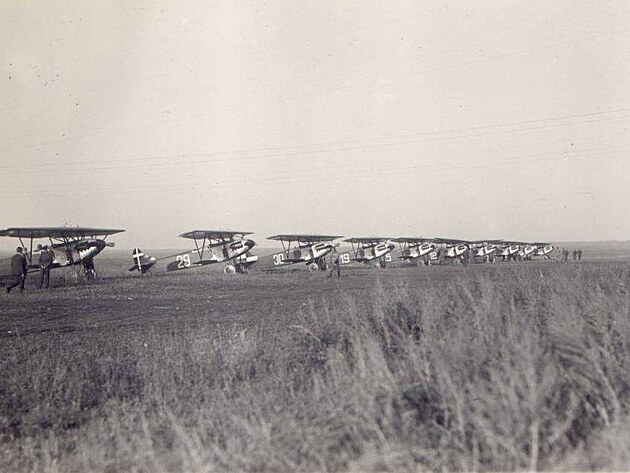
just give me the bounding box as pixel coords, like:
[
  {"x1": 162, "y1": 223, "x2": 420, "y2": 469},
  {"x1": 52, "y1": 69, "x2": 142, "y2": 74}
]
[{"x1": 2, "y1": 255, "x2": 630, "y2": 471}]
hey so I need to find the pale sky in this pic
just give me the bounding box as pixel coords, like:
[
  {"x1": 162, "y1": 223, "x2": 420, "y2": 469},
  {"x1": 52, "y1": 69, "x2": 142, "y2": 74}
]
[{"x1": 2, "y1": 0, "x2": 630, "y2": 249}]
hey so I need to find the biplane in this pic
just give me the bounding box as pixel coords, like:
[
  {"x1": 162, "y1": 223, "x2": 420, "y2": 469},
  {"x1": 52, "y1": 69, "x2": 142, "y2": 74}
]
[
  {"x1": 471, "y1": 241, "x2": 500, "y2": 257},
  {"x1": 431, "y1": 238, "x2": 470, "y2": 262},
  {"x1": 262, "y1": 234, "x2": 342, "y2": 271},
  {"x1": 129, "y1": 230, "x2": 258, "y2": 275},
  {"x1": 517, "y1": 243, "x2": 538, "y2": 260},
  {"x1": 466, "y1": 240, "x2": 501, "y2": 262},
  {"x1": 533, "y1": 242, "x2": 554, "y2": 259},
  {"x1": 392, "y1": 237, "x2": 436, "y2": 265},
  {"x1": 0, "y1": 226, "x2": 124, "y2": 281},
  {"x1": 338, "y1": 237, "x2": 396, "y2": 268},
  {"x1": 495, "y1": 241, "x2": 553, "y2": 261},
  {"x1": 496, "y1": 241, "x2": 524, "y2": 261}
]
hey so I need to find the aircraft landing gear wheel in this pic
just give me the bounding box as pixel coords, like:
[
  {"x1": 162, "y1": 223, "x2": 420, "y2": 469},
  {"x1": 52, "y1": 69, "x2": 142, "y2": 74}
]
[
  {"x1": 308, "y1": 262, "x2": 319, "y2": 272},
  {"x1": 224, "y1": 265, "x2": 236, "y2": 274}
]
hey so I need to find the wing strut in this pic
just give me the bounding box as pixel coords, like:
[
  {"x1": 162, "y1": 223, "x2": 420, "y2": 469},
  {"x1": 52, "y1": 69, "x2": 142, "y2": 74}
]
[
  {"x1": 16, "y1": 235, "x2": 34, "y2": 263},
  {"x1": 193, "y1": 235, "x2": 207, "y2": 260}
]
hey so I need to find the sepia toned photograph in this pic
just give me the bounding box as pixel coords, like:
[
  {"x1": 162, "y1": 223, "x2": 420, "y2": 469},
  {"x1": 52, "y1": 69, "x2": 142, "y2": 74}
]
[{"x1": 2, "y1": 1, "x2": 630, "y2": 471}]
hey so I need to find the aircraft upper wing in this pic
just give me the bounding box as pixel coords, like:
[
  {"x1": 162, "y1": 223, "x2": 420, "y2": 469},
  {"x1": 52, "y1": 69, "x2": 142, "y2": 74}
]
[
  {"x1": 344, "y1": 237, "x2": 393, "y2": 244},
  {"x1": 268, "y1": 234, "x2": 343, "y2": 243},
  {"x1": 392, "y1": 237, "x2": 433, "y2": 244},
  {"x1": 179, "y1": 230, "x2": 252, "y2": 240},
  {"x1": 0, "y1": 227, "x2": 125, "y2": 239},
  {"x1": 433, "y1": 237, "x2": 472, "y2": 244}
]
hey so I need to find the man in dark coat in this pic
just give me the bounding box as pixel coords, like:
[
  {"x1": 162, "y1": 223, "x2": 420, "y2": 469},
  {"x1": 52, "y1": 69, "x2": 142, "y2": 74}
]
[
  {"x1": 38, "y1": 245, "x2": 55, "y2": 289},
  {"x1": 6, "y1": 247, "x2": 28, "y2": 293},
  {"x1": 328, "y1": 255, "x2": 341, "y2": 278},
  {"x1": 82, "y1": 256, "x2": 96, "y2": 280}
]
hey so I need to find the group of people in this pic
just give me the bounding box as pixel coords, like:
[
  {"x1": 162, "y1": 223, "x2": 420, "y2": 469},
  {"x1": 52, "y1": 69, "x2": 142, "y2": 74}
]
[
  {"x1": 3, "y1": 242, "x2": 107, "y2": 294},
  {"x1": 5, "y1": 245, "x2": 55, "y2": 294},
  {"x1": 560, "y1": 248, "x2": 583, "y2": 262}
]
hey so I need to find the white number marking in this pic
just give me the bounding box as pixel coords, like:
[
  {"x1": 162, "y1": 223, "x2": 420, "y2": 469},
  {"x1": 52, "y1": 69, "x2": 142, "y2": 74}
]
[
  {"x1": 176, "y1": 254, "x2": 192, "y2": 269},
  {"x1": 273, "y1": 253, "x2": 284, "y2": 266}
]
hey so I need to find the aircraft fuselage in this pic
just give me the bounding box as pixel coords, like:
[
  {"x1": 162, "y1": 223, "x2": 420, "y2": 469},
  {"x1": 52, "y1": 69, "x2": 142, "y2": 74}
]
[
  {"x1": 353, "y1": 241, "x2": 395, "y2": 262},
  {"x1": 400, "y1": 243, "x2": 435, "y2": 260},
  {"x1": 498, "y1": 244, "x2": 521, "y2": 257},
  {"x1": 271, "y1": 242, "x2": 336, "y2": 267},
  {"x1": 166, "y1": 238, "x2": 256, "y2": 271},
  {"x1": 445, "y1": 244, "x2": 468, "y2": 258},
  {"x1": 475, "y1": 244, "x2": 498, "y2": 257}
]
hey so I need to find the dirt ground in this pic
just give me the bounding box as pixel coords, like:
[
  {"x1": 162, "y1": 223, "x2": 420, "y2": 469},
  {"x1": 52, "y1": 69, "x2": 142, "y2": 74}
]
[{"x1": 1, "y1": 255, "x2": 569, "y2": 339}]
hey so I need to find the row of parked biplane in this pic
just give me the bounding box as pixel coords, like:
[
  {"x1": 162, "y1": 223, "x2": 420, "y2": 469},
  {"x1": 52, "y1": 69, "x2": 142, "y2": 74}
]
[{"x1": 0, "y1": 226, "x2": 555, "y2": 283}]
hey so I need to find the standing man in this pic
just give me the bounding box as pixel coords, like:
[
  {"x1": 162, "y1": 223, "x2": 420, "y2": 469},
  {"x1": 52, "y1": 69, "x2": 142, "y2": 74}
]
[
  {"x1": 38, "y1": 245, "x2": 55, "y2": 289},
  {"x1": 577, "y1": 249, "x2": 583, "y2": 261},
  {"x1": 468, "y1": 247, "x2": 476, "y2": 266},
  {"x1": 6, "y1": 247, "x2": 28, "y2": 294},
  {"x1": 461, "y1": 250, "x2": 469, "y2": 267},
  {"x1": 82, "y1": 256, "x2": 96, "y2": 280},
  {"x1": 328, "y1": 255, "x2": 341, "y2": 278}
]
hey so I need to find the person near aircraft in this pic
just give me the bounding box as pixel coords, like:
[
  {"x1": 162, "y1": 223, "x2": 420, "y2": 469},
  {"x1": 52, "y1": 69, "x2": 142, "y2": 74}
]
[
  {"x1": 461, "y1": 250, "x2": 470, "y2": 267},
  {"x1": 6, "y1": 246, "x2": 28, "y2": 293},
  {"x1": 328, "y1": 255, "x2": 341, "y2": 278},
  {"x1": 468, "y1": 247, "x2": 476, "y2": 266},
  {"x1": 318, "y1": 257, "x2": 328, "y2": 271},
  {"x1": 82, "y1": 256, "x2": 96, "y2": 280},
  {"x1": 38, "y1": 245, "x2": 55, "y2": 289}
]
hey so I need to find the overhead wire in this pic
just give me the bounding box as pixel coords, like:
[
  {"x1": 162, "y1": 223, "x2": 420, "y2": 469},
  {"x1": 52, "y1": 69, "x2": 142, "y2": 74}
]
[
  {"x1": 3, "y1": 141, "x2": 628, "y2": 199},
  {"x1": 2, "y1": 107, "x2": 630, "y2": 178}
]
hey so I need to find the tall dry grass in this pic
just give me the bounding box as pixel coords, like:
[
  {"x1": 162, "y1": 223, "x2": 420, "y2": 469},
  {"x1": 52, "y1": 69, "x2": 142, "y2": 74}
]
[{"x1": 2, "y1": 263, "x2": 630, "y2": 471}]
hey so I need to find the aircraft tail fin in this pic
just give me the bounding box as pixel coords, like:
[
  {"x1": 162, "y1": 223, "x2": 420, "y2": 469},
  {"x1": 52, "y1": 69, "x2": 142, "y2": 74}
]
[{"x1": 129, "y1": 248, "x2": 157, "y2": 274}]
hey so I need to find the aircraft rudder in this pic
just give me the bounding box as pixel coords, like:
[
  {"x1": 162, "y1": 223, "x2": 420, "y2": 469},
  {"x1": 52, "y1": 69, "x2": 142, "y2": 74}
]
[{"x1": 130, "y1": 248, "x2": 156, "y2": 274}]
